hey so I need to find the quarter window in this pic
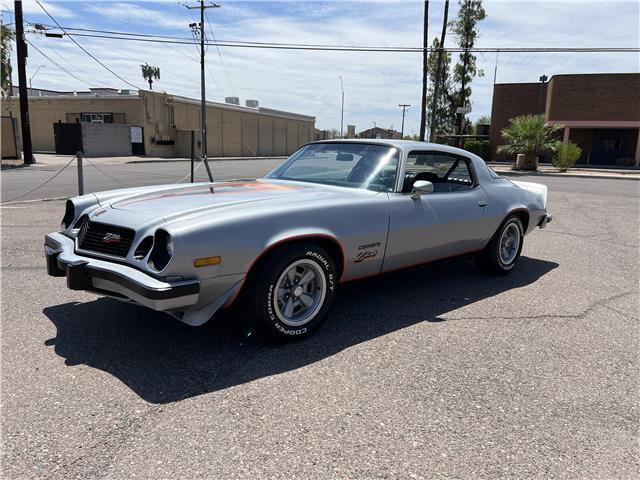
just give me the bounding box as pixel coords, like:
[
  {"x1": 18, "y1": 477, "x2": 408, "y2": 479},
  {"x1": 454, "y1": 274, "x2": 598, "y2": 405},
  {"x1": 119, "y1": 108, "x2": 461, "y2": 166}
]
[{"x1": 403, "y1": 152, "x2": 475, "y2": 193}]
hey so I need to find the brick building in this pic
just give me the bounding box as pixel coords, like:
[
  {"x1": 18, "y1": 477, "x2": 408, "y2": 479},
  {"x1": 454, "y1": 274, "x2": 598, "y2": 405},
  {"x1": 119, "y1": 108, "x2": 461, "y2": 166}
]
[{"x1": 490, "y1": 73, "x2": 640, "y2": 166}]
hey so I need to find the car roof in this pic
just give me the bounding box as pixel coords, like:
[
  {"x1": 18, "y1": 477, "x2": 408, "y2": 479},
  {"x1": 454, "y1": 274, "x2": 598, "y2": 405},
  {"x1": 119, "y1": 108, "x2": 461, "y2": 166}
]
[{"x1": 309, "y1": 138, "x2": 477, "y2": 158}]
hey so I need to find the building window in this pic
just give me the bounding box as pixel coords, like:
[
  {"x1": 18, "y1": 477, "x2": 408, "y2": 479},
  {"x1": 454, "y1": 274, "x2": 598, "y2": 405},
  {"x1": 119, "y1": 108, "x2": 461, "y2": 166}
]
[
  {"x1": 80, "y1": 113, "x2": 114, "y2": 124},
  {"x1": 600, "y1": 138, "x2": 620, "y2": 151}
]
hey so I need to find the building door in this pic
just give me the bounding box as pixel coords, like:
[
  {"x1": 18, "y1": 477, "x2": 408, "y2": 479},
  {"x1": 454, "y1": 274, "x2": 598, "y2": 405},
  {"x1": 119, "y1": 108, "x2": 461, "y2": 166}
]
[
  {"x1": 53, "y1": 123, "x2": 83, "y2": 155},
  {"x1": 591, "y1": 129, "x2": 631, "y2": 165},
  {"x1": 131, "y1": 126, "x2": 145, "y2": 155}
]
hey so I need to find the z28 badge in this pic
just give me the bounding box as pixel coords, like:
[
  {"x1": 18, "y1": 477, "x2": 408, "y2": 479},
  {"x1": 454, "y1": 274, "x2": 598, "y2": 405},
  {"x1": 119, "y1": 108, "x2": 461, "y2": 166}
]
[{"x1": 355, "y1": 242, "x2": 381, "y2": 262}]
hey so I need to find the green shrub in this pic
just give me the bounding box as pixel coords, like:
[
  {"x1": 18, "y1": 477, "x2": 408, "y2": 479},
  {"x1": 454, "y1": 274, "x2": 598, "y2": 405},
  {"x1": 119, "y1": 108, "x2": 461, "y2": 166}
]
[
  {"x1": 463, "y1": 140, "x2": 491, "y2": 160},
  {"x1": 498, "y1": 114, "x2": 563, "y2": 171},
  {"x1": 553, "y1": 142, "x2": 582, "y2": 172}
]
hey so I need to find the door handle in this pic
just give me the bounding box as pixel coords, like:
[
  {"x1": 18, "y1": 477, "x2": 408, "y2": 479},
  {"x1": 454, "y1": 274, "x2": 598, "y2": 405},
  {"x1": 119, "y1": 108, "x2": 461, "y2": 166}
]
[{"x1": 477, "y1": 200, "x2": 488, "y2": 207}]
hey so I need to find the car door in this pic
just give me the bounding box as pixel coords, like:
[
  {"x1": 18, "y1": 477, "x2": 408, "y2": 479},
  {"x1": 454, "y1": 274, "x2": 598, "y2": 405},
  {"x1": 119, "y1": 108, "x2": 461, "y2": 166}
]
[{"x1": 382, "y1": 150, "x2": 492, "y2": 272}]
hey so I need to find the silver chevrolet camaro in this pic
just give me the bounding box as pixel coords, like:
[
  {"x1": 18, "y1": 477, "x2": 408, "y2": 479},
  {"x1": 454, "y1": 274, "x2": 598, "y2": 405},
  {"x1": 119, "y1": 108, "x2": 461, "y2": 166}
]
[{"x1": 45, "y1": 140, "x2": 552, "y2": 338}]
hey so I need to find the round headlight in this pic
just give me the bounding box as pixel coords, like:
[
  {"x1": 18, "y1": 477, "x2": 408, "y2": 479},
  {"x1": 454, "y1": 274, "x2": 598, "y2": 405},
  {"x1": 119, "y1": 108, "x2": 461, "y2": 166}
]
[
  {"x1": 61, "y1": 200, "x2": 75, "y2": 230},
  {"x1": 166, "y1": 236, "x2": 174, "y2": 256},
  {"x1": 148, "y1": 229, "x2": 174, "y2": 272}
]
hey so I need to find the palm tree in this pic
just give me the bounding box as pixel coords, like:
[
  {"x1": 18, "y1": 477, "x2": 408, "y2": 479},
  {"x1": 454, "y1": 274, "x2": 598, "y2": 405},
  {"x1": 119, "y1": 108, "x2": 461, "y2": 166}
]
[
  {"x1": 140, "y1": 63, "x2": 160, "y2": 91},
  {"x1": 1, "y1": 23, "x2": 15, "y2": 97},
  {"x1": 498, "y1": 114, "x2": 563, "y2": 171}
]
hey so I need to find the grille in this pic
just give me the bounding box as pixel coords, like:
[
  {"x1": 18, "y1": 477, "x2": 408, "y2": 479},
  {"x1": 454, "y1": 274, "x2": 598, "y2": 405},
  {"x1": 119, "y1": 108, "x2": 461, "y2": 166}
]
[{"x1": 78, "y1": 220, "x2": 135, "y2": 258}]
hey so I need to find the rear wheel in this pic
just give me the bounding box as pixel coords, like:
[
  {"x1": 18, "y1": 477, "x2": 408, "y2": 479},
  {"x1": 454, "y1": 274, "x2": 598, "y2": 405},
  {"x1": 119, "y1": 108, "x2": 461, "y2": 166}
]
[
  {"x1": 476, "y1": 215, "x2": 524, "y2": 275},
  {"x1": 244, "y1": 243, "x2": 338, "y2": 339}
]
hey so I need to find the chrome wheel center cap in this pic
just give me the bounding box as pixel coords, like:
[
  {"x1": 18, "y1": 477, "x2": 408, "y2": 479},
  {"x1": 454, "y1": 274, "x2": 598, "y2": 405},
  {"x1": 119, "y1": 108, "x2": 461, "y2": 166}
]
[{"x1": 292, "y1": 286, "x2": 304, "y2": 298}]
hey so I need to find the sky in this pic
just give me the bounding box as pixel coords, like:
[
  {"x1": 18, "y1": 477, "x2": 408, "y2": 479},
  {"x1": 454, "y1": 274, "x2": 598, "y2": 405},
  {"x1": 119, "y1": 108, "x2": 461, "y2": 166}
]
[{"x1": 1, "y1": 0, "x2": 639, "y2": 136}]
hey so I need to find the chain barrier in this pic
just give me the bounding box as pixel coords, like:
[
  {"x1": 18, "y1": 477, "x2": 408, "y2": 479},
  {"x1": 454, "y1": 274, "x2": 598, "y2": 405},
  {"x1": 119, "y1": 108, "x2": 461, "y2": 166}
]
[
  {"x1": 173, "y1": 157, "x2": 207, "y2": 184},
  {"x1": 83, "y1": 157, "x2": 123, "y2": 184},
  {"x1": 2, "y1": 153, "x2": 210, "y2": 205},
  {"x1": 0, "y1": 156, "x2": 77, "y2": 204}
]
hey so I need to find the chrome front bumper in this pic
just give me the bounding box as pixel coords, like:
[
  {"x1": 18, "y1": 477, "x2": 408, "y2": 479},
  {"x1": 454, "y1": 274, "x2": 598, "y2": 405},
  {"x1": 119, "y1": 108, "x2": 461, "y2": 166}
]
[{"x1": 45, "y1": 232, "x2": 199, "y2": 311}]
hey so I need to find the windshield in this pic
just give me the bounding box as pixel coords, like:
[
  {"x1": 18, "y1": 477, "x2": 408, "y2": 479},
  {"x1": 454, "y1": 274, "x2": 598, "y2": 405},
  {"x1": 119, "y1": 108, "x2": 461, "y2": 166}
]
[{"x1": 267, "y1": 143, "x2": 399, "y2": 192}]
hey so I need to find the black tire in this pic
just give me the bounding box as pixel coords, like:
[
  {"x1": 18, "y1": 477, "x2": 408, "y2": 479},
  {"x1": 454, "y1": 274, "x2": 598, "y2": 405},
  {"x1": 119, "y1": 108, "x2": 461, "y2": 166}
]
[
  {"x1": 243, "y1": 242, "x2": 338, "y2": 339},
  {"x1": 476, "y1": 215, "x2": 525, "y2": 275}
]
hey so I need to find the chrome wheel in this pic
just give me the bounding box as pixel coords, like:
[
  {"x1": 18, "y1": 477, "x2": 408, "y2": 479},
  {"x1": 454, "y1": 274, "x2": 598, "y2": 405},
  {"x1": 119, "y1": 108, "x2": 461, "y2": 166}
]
[
  {"x1": 499, "y1": 223, "x2": 521, "y2": 264},
  {"x1": 274, "y1": 259, "x2": 326, "y2": 327}
]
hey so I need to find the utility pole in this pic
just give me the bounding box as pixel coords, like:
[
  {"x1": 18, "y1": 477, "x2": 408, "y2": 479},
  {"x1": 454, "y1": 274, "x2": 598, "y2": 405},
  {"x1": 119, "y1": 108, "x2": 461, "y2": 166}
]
[
  {"x1": 14, "y1": 1, "x2": 34, "y2": 164},
  {"x1": 419, "y1": 0, "x2": 429, "y2": 141},
  {"x1": 398, "y1": 104, "x2": 410, "y2": 138},
  {"x1": 186, "y1": 1, "x2": 219, "y2": 182},
  {"x1": 338, "y1": 75, "x2": 344, "y2": 138},
  {"x1": 428, "y1": 0, "x2": 449, "y2": 143}
]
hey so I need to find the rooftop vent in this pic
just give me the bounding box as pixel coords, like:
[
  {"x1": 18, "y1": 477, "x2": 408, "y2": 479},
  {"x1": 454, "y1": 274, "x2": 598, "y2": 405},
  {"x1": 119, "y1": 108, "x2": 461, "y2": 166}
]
[
  {"x1": 225, "y1": 96, "x2": 240, "y2": 105},
  {"x1": 245, "y1": 99, "x2": 259, "y2": 108}
]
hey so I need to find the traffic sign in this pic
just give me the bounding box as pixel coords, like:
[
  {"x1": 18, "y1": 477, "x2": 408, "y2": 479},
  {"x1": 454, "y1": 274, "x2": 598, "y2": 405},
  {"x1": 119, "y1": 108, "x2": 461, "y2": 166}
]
[{"x1": 456, "y1": 106, "x2": 472, "y2": 114}]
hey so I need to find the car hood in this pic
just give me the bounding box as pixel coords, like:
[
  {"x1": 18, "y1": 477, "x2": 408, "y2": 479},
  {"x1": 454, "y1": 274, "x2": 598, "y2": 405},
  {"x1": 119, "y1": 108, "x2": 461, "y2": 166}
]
[{"x1": 108, "y1": 179, "x2": 372, "y2": 222}]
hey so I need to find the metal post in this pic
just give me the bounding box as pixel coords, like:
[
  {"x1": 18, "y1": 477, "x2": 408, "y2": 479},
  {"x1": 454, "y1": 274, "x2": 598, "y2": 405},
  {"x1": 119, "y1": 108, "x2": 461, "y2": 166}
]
[
  {"x1": 419, "y1": 0, "x2": 429, "y2": 141},
  {"x1": 190, "y1": 130, "x2": 195, "y2": 183},
  {"x1": 187, "y1": 1, "x2": 219, "y2": 182},
  {"x1": 76, "y1": 151, "x2": 84, "y2": 195},
  {"x1": 399, "y1": 104, "x2": 410, "y2": 138},
  {"x1": 14, "y1": 0, "x2": 35, "y2": 164},
  {"x1": 339, "y1": 76, "x2": 344, "y2": 138}
]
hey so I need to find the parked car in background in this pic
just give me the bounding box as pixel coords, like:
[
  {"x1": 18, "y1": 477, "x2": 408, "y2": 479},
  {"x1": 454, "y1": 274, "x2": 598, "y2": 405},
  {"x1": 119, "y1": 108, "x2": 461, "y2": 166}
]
[{"x1": 45, "y1": 140, "x2": 552, "y2": 338}]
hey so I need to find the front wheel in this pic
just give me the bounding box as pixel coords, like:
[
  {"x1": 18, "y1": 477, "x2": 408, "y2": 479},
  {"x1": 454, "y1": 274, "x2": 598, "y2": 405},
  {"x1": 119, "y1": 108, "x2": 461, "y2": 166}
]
[
  {"x1": 476, "y1": 215, "x2": 524, "y2": 275},
  {"x1": 244, "y1": 243, "x2": 338, "y2": 339}
]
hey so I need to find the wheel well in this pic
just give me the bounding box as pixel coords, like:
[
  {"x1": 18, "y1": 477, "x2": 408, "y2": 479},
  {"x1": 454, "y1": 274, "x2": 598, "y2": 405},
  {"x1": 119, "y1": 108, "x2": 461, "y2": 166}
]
[
  {"x1": 249, "y1": 236, "x2": 345, "y2": 281},
  {"x1": 512, "y1": 210, "x2": 530, "y2": 232}
]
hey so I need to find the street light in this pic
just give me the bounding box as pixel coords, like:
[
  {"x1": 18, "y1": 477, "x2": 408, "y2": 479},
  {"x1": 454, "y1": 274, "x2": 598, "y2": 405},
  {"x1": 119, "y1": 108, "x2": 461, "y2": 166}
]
[
  {"x1": 338, "y1": 75, "x2": 344, "y2": 138},
  {"x1": 29, "y1": 65, "x2": 46, "y2": 91}
]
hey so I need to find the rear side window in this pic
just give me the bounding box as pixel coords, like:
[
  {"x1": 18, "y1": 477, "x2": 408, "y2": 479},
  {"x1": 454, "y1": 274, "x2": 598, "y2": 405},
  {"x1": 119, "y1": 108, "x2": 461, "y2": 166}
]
[{"x1": 403, "y1": 152, "x2": 475, "y2": 193}]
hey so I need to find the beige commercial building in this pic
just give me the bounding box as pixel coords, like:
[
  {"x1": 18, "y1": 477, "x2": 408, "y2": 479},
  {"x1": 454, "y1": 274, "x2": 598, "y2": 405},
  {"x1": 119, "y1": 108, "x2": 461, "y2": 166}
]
[{"x1": 1, "y1": 89, "x2": 316, "y2": 158}]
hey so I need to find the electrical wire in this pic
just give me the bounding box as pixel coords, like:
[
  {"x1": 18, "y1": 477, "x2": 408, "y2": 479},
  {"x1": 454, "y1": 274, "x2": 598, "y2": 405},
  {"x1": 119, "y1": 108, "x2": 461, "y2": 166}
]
[
  {"x1": 34, "y1": 0, "x2": 142, "y2": 89},
  {"x1": 205, "y1": 9, "x2": 235, "y2": 96},
  {"x1": 30, "y1": 34, "x2": 105, "y2": 86},
  {"x1": 26, "y1": 39, "x2": 90, "y2": 86},
  {"x1": 28, "y1": 25, "x2": 640, "y2": 53}
]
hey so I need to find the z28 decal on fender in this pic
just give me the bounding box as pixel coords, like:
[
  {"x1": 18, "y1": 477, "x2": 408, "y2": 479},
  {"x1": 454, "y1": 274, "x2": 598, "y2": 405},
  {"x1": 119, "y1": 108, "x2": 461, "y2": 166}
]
[{"x1": 354, "y1": 242, "x2": 382, "y2": 263}]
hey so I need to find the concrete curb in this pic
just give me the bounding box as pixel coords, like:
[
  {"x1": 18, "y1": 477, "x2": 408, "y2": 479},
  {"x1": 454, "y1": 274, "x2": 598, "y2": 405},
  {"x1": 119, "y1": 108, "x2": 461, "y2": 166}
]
[{"x1": 496, "y1": 170, "x2": 640, "y2": 181}]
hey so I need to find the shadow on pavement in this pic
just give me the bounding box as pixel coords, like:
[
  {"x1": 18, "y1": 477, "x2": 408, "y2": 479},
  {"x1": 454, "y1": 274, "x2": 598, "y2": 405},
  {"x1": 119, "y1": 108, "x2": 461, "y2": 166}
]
[{"x1": 42, "y1": 256, "x2": 558, "y2": 404}]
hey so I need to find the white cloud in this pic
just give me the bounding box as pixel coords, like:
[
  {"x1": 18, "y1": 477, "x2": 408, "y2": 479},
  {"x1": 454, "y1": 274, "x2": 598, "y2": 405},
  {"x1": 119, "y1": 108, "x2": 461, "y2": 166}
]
[{"x1": 5, "y1": 0, "x2": 639, "y2": 135}]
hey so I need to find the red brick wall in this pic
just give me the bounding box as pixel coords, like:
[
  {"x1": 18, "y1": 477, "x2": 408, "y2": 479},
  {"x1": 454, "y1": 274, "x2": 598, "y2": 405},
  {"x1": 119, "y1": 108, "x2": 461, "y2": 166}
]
[
  {"x1": 567, "y1": 128, "x2": 593, "y2": 163},
  {"x1": 489, "y1": 82, "x2": 546, "y2": 161},
  {"x1": 546, "y1": 73, "x2": 640, "y2": 122}
]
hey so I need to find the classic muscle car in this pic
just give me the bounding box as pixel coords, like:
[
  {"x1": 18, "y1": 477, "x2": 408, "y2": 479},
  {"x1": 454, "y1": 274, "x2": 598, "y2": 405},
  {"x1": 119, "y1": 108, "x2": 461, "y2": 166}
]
[{"x1": 45, "y1": 140, "x2": 552, "y2": 338}]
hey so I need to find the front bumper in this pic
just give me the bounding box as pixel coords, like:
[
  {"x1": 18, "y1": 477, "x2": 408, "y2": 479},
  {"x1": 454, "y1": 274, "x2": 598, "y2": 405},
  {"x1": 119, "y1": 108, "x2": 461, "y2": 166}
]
[
  {"x1": 45, "y1": 232, "x2": 199, "y2": 311},
  {"x1": 538, "y1": 213, "x2": 553, "y2": 229}
]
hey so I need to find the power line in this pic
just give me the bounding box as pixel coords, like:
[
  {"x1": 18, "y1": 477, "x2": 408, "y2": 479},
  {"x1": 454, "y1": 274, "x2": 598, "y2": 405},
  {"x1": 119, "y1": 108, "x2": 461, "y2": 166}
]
[
  {"x1": 34, "y1": 0, "x2": 142, "y2": 90},
  {"x1": 30, "y1": 35, "x2": 105, "y2": 86},
  {"x1": 204, "y1": 9, "x2": 235, "y2": 96},
  {"x1": 35, "y1": 31, "x2": 640, "y2": 53},
  {"x1": 25, "y1": 38, "x2": 91, "y2": 86},
  {"x1": 27, "y1": 25, "x2": 640, "y2": 53}
]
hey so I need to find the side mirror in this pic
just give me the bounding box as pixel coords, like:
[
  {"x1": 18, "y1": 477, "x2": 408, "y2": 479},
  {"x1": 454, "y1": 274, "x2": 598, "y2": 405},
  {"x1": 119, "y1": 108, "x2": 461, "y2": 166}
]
[{"x1": 410, "y1": 180, "x2": 434, "y2": 199}]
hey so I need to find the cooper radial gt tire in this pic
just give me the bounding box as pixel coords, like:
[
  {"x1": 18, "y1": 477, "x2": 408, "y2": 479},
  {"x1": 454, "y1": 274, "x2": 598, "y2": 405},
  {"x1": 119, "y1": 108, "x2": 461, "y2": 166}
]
[
  {"x1": 245, "y1": 243, "x2": 338, "y2": 339},
  {"x1": 476, "y1": 215, "x2": 525, "y2": 275}
]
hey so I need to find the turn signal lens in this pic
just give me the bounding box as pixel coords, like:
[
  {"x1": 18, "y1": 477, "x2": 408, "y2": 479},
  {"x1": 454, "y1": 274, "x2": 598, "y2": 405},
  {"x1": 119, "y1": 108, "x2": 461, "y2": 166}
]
[{"x1": 194, "y1": 256, "x2": 221, "y2": 267}]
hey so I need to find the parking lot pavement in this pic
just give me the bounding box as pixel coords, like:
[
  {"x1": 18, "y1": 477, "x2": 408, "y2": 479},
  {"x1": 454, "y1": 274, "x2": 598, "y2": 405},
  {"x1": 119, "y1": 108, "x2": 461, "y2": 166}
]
[{"x1": 1, "y1": 176, "x2": 638, "y2": 479}]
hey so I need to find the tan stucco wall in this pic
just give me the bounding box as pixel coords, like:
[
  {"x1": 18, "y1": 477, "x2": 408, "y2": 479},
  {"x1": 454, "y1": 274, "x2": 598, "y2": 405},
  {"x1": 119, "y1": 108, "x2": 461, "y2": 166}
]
[
  {"x1": 1, "y1": 96, "x2": 145, "y2": 152},
  {"x1": 1, "y1": 91, "x2": 315, "y2": 158}
]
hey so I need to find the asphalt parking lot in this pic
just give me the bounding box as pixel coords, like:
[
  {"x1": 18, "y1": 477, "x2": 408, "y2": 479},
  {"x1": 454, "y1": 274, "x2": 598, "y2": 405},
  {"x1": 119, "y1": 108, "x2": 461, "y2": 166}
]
[{"x1": 1, "y1": 170, "x2": 638, "y2": 479}]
